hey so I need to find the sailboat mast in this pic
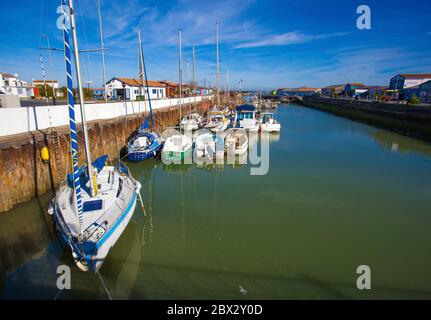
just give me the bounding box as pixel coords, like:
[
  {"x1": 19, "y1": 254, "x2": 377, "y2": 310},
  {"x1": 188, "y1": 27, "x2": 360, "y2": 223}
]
[
  {"x1": 216, "y1": 20, "x2": 220, "y2": 107},
  {"x1": 179, "y1": 29, "x2": 182, "y2": 123},
  {"x1": 138, "y1": 29, "x2": 147, "y2": 118},
  {"x1": 97, "y1": 0, "x2": 107, "y2": 102},
  {"x1": 139, "y1": 29, "x2": 155, "y2": 129},
  {"x1": 192, "y1": 44, "x2": 196, "y2": 108},
  {"x1": 187, "y1": 60, "x2": 191, "y2": 114},
  {"x1": 61, "y1": 0, "x2": 83, "y2": 228},
  {"x1": 69, "y1": 0, "x2": 95, "y2": 197}
]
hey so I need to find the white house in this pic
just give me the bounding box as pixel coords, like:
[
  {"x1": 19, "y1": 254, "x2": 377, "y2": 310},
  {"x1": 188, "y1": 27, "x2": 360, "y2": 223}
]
[
  {"x1": 389, "y1": 74, "x2": 431, "y2": 90},
  {"x1": 0, "y1": 72, "x2": 33, "y2": 98},
  {"x1": 32, "y1": 80, "x2": 59, "y2": 89},
  {"x1": 105, "y1": 77, "x2": 166, "y2": 101}
]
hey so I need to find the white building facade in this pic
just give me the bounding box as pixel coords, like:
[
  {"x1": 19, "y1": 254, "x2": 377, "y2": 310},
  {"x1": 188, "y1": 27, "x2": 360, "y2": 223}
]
[
  {"x1": 32, "y1": 80, "x2": 59, "y2": 89},
  {"x1": 0, "y1": 73, "x2": 33, "y2": 98},
  {"x1": 105, "y1": 77, "x2": 166, "y2": 101}
]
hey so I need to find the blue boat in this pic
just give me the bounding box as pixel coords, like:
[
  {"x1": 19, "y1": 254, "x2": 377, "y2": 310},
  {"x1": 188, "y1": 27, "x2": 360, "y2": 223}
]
[
  {"x1": 128, "y1": 131, "x2": 163, "y2": 161},
  {"x1": 127, "y1": 29, "x2": 162, "y2": 162}
]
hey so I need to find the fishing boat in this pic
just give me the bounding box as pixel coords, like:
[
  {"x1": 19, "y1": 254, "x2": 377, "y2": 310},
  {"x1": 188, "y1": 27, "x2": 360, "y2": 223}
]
[
  {"x1": 161, "y1": 29, "x2": 193, "y2": 162},
  {"x1": 162, "y1": 134, "x2": 193, "y2": 162},
  {"x1": 48, "y1": 0, "x2": 142, "y2": 273},
  {"x1": 194, "y1": 131, "x2": 225, "y2": 159},
  {"x1": 235, "y1": 104, "x2": 260, "y2": 132},
  {"x1": 127, "y1": 30, "x2": 163, "y2": 162},
  {"x1": 225, "y1": 129, "x2": 248, "y2": 155},
  {"x1": 260, "y1": 112, "x2": 281, "y2": 132}
]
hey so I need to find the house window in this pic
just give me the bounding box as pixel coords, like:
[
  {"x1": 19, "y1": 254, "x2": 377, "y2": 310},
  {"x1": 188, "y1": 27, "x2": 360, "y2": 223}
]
[
  {"x1": 135, "y1": 90, "x2": 139, "y2": 94},
  {"x1": 152, "y1": 89, "x2": 157, "y2": 94}
]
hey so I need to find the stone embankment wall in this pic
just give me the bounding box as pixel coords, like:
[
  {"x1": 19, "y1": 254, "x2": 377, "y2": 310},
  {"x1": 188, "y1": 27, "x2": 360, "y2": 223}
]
[
  {"x1": 0, "y1": 100, "x2": 211, "y2": 213},
  {"x1": 302, "y1": 97, "x2": 431, "y2": 142}
]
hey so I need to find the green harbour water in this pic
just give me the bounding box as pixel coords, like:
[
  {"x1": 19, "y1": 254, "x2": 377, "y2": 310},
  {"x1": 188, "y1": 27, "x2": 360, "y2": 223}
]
[{"x1": 1, "y1": 103, "x2": 431, "y2": 299}]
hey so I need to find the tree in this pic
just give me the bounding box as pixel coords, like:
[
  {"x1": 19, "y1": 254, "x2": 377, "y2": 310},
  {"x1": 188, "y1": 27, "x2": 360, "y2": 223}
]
[
  {"x1": 35, "y1": 84, "x2": 55, "y2": 98},
  {"x1": 409, "y1": 93, "x2": 421, "y2": 105}
]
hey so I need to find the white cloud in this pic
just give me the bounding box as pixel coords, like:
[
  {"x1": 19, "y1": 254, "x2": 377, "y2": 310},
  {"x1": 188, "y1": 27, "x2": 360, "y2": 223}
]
[{"x1": 233, "y1": 31, "x2": 347, "y2": 49}]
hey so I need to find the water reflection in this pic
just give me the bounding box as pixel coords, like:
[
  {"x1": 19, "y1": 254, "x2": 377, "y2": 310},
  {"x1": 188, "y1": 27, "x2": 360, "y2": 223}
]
[
  {"x1": 2, "y1": 105, "x2": 431, "y2": 299},
  {"x1": 371, "y1": 129, "x2": 431, "y2": 156}
]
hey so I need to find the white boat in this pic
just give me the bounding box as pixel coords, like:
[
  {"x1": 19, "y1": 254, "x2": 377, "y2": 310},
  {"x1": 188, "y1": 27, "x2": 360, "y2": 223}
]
[
  {"x1": 162, "y1": 134, "x2": 193, "y2": 162},
  {"x1": 260, "y1": 112, "x2": 281, "y2": 132},
  {"x1": 235, "y1": 105, "x2": 260, "y2": 132},
  {"x1": 49, "y1": 1, "x2": 142, "y2": 273},
  {"x1": 180, "y1": 113, "x2": 203, "y2": 131},
  {"x1": 162, "y1": 30, "x2": 193, "y2": 162},
  {"x1": 204, "y1": 110, "x2": 229, "y2": 133},
  {"x1": 225, "y1": 129, "x2": 248, "y2": 155},
  {"x1": 52, "y1": 158, "x2": 141, "y2": 272},
  {"x1": 194, "y1": 132, "x2": 225, "y2": 159}
]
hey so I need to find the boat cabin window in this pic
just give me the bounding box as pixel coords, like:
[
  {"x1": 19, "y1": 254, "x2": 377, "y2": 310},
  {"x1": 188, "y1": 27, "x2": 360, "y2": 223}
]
[
  {"x1": 82, "y1": 199, "x2": 103, "y2": 212},
  {"x1": 263, "y1": 114, "x2": 273, "y2": 123},
  {"x1": 239, "y1": 112, "x2": 254, "y2": 120},
  {"x1": 135, "y1": 136, "x2": 150, "y2": 148}
]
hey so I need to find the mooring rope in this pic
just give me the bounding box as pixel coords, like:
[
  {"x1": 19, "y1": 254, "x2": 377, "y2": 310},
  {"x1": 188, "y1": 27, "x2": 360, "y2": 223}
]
[{"x1": 97, "y1": 271, "x2": 112, "y2": 300}]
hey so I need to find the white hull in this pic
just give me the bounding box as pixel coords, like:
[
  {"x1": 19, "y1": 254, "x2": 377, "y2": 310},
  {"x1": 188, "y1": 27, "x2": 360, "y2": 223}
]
[
  {"x1": 261, "y1": 123, "x2": 281, "y2": 132},
  {"x1": 53, "y1": 165, "x2": 140, "y2": 272},
  {"x1": 194, "y1": 133, "x2": 225, "y2": 159},
  {"x1": 225, "y1": 130, "x2": 248, "y2": 155}
]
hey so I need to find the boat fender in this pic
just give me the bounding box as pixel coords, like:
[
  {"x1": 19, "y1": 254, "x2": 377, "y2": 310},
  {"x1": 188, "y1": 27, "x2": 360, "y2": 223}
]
[{"x1": 41, "y1": 145, "x2": 50, "y2": 163}]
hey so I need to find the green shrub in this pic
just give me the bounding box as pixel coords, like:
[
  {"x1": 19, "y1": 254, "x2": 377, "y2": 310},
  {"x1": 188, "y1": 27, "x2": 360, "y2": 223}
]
[{"x1": 409, "y1": 93, "x2": 421, "y2": 105}]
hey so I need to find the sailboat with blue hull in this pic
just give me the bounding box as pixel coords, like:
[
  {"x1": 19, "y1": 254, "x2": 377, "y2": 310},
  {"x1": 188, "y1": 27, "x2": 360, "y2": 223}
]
[
  {"x1": 128, "y1": 122, "x2": 163, "y2": 161},
  {"x1": 48, "y1": 0, "x2": 142, "y2": 273},
  {"x1": 127, "y1": 29, "x2": 163, "y2": 162}
]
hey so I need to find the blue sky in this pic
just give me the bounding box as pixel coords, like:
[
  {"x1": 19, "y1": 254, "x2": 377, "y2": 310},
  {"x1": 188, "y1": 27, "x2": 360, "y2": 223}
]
[{"x1": 1, "y1": 0, "x2": 431, "y2": 90}]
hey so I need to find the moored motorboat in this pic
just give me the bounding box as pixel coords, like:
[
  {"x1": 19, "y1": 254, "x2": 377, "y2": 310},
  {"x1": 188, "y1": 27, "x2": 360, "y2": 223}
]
[
  {"x1": 225, "y1": 129, "x2": 248, "y2": 155},
  {"x1": 162, "y1": 134, "x2": 193, "y2": 162},
  {"x1": 260, "y1": 112, "x2": 281, "y2": 132},
  {"x1": 204, "y1": 109, "x2": 229, "y2": 133},
  {"x1": 180, "y1": 113, "x2": 203, "y2": 131},
  {"x1": 194, "y1": 131, "x2": 225, "y2": 160},
  {"x1": 235, "y1": 104, "x2": 259, "y2": 132}
]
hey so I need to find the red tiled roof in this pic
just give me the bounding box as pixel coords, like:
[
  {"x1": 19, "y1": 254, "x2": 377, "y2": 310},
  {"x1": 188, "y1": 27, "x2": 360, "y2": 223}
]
[
  {"x1": 161, "y1": 80, "x2": 178, "y2": 87},
  {"x1": 322, "y1": 84, "x2": 344, "y2": 90},
  {"x1": 33, "y1": 80, "x2": 58, "y2": 83},
  {"x1": 399, "y1": 74, "x2": 431, "y2": 79},
  {"x1": 115, "y1": 77, "x2": 166, "y2": 87},
  {"x1": 346, "y1": 83, "x2": 365, "y2": 86},
  {"x1": 296, "y1": 87, "x2": 320, "y2": 92},
  {"x1": 1, "y1": 72, "x2": 15, "y2": 79}
]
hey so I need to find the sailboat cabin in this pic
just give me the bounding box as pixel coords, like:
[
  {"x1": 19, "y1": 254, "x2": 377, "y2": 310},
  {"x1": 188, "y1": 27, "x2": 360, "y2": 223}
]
[{"x1": 105, "y1": 77, "x2": 166, "y2": 101}]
